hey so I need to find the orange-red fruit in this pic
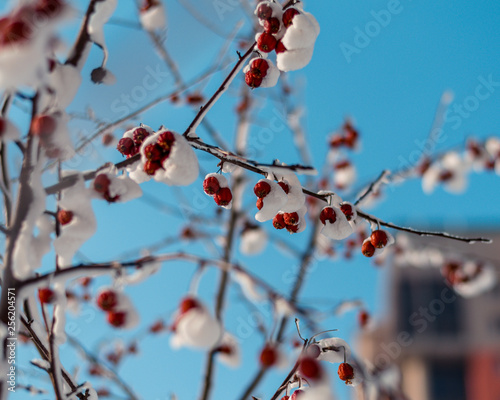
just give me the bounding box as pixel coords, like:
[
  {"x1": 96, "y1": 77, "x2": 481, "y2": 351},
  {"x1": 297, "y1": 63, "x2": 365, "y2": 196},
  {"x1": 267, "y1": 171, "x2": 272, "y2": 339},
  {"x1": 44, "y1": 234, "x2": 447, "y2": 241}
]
[
  {"x1": 132, "y1": 127, "x2": 149, "y2": 146},
  {"x1": 264, "y1": 17, "x2": 280, "y2": 34},
  {"x1": 340, "y1": 204, "x2": 354, "y2": 221},
  {"x1": 117, "y1": 137, "x2": 135, "y2": 156},
  {"x1": 57, "y1": 209, "x2": 73, "y2": 225},
  {"x1": 179, "y1": 297, "x2": 200, "y2": 314},
  {"x1": 257, "y1": 32, "x2": 277, "y2": 53},
  {"x1": 93, "y1": 174, "x2": 111, "y2": 194},
  {"x1": 97, "y1": 290, "x2": 118, "y2": 311},
  {"x1": 338, "y1": 362, "x2": 355, "y2": 383},
  {"x1": 157, "y1": 130, "x2": 175, "y2": 150},
  {"x1": 256, "y1": 3, "x2": 273, "y2": 20},
  {"x1": 370, "y1": 230, "x2": 388, "y2": 248},
  {"x1": 278, "y1": 181, "x2": 290, "y2": 194},
  {"x1": 245, "y1": 71, "x2": 263, "y2": 88},
  {"x1": 107, "y1": 311, "x2": 127, "y2": 327},
  {"x1": 31, "y1": 114, "x2": 56, "y2": 137},
  {"x1": 319, "y1": 207, "x2": 336, "y2": 225},
  {"x1": 273, "y1": 213, "x2": 286, "y2": 229},
  {"x1": 275, "y1": 40, "x2": 287, "y2": 54},
  {"x1": 286, "y1": 224, "x2": 299, "y2": 233},
  {"x1": 361, "y1": 241, "x2": 375, "y2": 257},
  {"x1": 259, "y1": 345, "x2": 278, "y2": 367},
  {"x1": 251, "y1": 58, "x2": 270, "y2": 75},
  {"x1": 282, "y1": 8, "x2": 300, "y2": 28},
  {"x1": 299, "y1": 356, "x2": 322, "y2": 380},
  {"x1": 144, "y1": 143, "x2": 163, "y2": 161},
  {"x1": 0, "y1": 20, "x2": 32, "y2": 45},
  {"x1": 291, "y1": 390, "x2": 304, "y2": 400},
  {"x1": 254, "y1": 181, "x2": 272, "y2": 198},
  {"x1": 256, "y1": 198, "x2": 264, "y2": 210},
  {"x1": 359, "y1": 309, "x2": 370, "y2": 328},
  {"x1": 215, "y1": 187, "x2": 232, "y2": 206},
  {"x1": 38, "y1": 288, "x2": 55, "y2": 304},
  {"x1": 203, "y1": 176, "x2": 220, "y2": 195},
  {"x1": 283, "y1": 212, "x2": 299, "y2": 226},
  {"x1": 144, "y1": 160, "x2": 162, "y2": 175}
]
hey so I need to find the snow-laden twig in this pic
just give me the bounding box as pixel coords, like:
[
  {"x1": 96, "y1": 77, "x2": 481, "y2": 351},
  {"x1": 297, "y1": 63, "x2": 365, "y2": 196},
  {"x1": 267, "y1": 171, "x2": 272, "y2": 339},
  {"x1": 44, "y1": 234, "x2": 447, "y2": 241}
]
[{"x1": 354, "y1": 170, "x2": 390, "y2": 206}]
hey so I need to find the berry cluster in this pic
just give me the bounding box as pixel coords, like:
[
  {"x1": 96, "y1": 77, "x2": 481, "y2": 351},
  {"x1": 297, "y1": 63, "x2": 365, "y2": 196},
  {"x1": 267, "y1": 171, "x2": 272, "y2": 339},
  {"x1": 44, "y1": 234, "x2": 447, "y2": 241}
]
[
  {"x1": 319, "y1": 202, "x2": 357, "y2": 240},
  {"x1": 141, "y1": 130, "x2": 176, "y2": 176},
  {"x1": 272, "y1": 211, "x2": 300, "y2": 233},
  {"x1": 361, "y1": 229, "x2": 392, "y2": 258},
  {"x1": 244, "y1": 1, "x2": 319, "y2": 88},
  {"x1": 0, "y1": 0, "x2": 65, "y2": 47},
  {"x1": 203, "y1": 173, "x2": 233, "y2": 208},
  {"x1": 116, "y1": 126, "x2": 151, "y2": 158},
  {"x1": 329, "y1": 120, "x2": 359, "y2": 150},
  {"x1": 96, "y1": 289, "x2": 128, "y2": 328},
  {"x1": 441, "y1": 260, "x2": 483, "y2": 286}
]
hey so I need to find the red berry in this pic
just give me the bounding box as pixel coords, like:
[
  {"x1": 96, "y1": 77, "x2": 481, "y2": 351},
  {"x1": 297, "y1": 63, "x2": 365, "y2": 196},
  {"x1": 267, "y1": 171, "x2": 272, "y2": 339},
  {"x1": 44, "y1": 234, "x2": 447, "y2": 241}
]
[
  {"x1": 0, "y1": 20, "x2": 32, "y2": 45},
  {"x1": 359, "y1": 309, "x2": 370, "y2": 328},
  {"x1": 264, "y1": 17, "x2": 280, "y2": 34},
  {"x1": 251, "y1": 58, "x2": 269, "y2": 75},
  {"x1": 439, "y1": 170, "x2": 454, "y2": 182},
  {"x1": 254, "y1": 181, "x2": 272, "y2": 198},
  {"x1": 286, "y1": 224, "x2": 299, "y2": 233},
  {"x1": 157, "y1": 130, "x2": 175, "y2": 150},
  {"x1": 299, "y1": 357, "x2": 322, "y2": 380},
  {"x1": 93, "y1": 174, "x2": 111, "y2": 194},
  {"x1": 340, "y1": 203, "x2": 355, "y2": 221},
  {"x1": 38, "y1": 288, "x2": 55, "y2": 304},
  {"x1": 143, "y1": 143, "x2": 163, "y2": 161},
  {"x1": 282, "y1": 8, "x2": 300, "y2": 28},
  {"x1": 215, "y1": 187, "x2": 232, "y2": 206},
  {"x1": 361, "y1": 241, "x2": 375, "y2": 257},
  {"x1": 257, "y1": 32, "x2": 277, "y2": 53},
  {"x1": 275, "y1": 40, "x2": 287, "y2": 54},
  {"x1": 259, "y1": 345, "x2": 278, "y2": 367},
  {"x1": 256, "y1": 3, "x2": 273, "y2": 20},
  {"x1": 278, "y1": 181, "x2": 290, "y2": 194},
  {"x1": 291, "y1": 390, "x2": 304, "y2": 400},
  {"x1": 203, "y1": 176, "x2": 220, "y2": 195},
  {"x1": 31, "y1": 115, "x2": 56, "y2": 137},
  {"x1": 319, "y1": 207, "x2": 336, "y2": 225},
  {"x1": 102, "y1": 133, "x2": 114, "y2": 146},
  {"x1": 57, "y1": 209, "x2": 73, "y2": 225},
  {"x1": 179, "y1": 297, "x2": 200, "y2": 314},
  {"x1": 245, "y1": 71, "x2": 263, "y2": 88},
  {"x1": 370, "y1": 230, "x2": 388, "y2": 248},
  {"x1": 117, "y1": 137, "x2": 135, "y2": 156},
  {"x1": 338, "y1": 362, "x2": 355, "y2": 384},
  {"x1": 144, "y1": 160, "x2": 162, "y2": 175},
  {"x1": 132, "y1": 127, "x2": 149, "y2": 146},
  {"x1": 97, "y1": 290, "x2": 118, "y2": 311},
  {"x1": 283, "y1": 212, "x2": 299, "y2": 226},
  {"x1": 107, "y1": 311, "x2": 127, "y2": 327},
  {"x1": 256, "y1": 198, "x2": 264, "y2": 210},
  {"x1": 273, "y1": 213, "x2": 286, "y2": 229},
  {"x1": 186, "y1": 93, "x2": 204, "y2": 105}
]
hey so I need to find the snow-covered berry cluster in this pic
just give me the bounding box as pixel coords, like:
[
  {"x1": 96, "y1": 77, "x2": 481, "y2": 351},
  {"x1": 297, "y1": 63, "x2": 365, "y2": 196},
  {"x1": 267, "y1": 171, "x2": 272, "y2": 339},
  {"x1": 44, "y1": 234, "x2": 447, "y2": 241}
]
[
  {"x1": 118, "y1": 125, "x2": 199, "y2": 186},
  {"x1": 253, "y1": 170, "x2": 306, "y2": 234},
  {"x1": 31, "y1": 111, "x2": 72, "y2": 159},
  {"x1": 203, "y1": 173, "x2": 233, "y2": 209},
  {"x1": 96, "y1": 288, "x2": 139, "y2": 329},
  {"x1": 361, "y1": 229, "x2": 394, "y2": 258},
  {"x1": 441, "y1": 260, "x2": 497, "y2": 298},
  {"x1": 244, "y1": 1, "x2": 320, "y2": 88},
  {"x1": 92, "y1": 171, "x2": 141, "y2": 204}
]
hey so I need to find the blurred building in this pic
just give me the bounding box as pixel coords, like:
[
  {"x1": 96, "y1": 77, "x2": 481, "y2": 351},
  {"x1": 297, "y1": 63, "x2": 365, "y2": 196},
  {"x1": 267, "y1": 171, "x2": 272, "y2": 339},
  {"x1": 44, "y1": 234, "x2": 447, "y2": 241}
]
[{"x1": 357, "y1": 233, "x2": 500, "y2": 400}]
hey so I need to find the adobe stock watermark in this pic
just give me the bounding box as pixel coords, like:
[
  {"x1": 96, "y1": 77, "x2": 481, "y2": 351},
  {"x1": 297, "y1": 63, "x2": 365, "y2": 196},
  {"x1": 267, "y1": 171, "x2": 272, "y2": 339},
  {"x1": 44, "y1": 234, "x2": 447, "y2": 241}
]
[
  {"x1": 372, "y1": 286, "x2": 457, "y2": 370},
  {"x1": 110, "y1": 64, "x2": 171, "y2": 119},
  {"x1": 340, "y1": 0, "x2": 411, "y2": 63}
]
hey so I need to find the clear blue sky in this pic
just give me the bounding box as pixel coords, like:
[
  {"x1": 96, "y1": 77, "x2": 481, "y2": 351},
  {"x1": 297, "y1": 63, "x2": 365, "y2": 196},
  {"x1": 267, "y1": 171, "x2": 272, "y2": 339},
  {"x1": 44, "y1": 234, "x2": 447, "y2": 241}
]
[{"x1": 7, "y1": 1, "x2": 500, "y2": 399}]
